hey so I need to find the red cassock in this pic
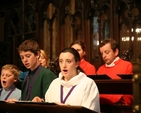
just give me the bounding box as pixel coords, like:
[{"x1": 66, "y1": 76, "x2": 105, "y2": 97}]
[{"x1": 97, "y1": 58, "x2": 133, "y2": 105}]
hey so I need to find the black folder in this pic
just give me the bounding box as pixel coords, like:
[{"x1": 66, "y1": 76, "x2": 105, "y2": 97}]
[
  {"x1": 15, "y1": 101, "x2": 56, "y2": 105},
  {"x1": 117, "y1": 74, "x2": 133, "y2": 79},
  {"x1": 87, "y1": 74, "x2": 111, "y2": 80}
]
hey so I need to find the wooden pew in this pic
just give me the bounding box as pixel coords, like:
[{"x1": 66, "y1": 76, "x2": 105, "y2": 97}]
[
  {"x1": 132, "y1": 73, "x2": 141, "y2": 113},
  {"x1": 0, "y1": 101, "x2": 97, "y2": 113},
  {"x1": 88, "y1": 74, "x2": 133, "y2": 113}
]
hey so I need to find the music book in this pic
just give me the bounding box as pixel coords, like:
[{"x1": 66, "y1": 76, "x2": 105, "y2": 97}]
[
  {"x1": 14, "y1": 100, "x2": 56, "y2": 105},
  {"x1": 87, "y1": 74, "x2": 111, "y2": 80},
  {"x1": 117, "y1": 74, "x2": 133, "y2": 79},
  {"x1": 0, "y1": 101, "x2": 6, "y2": 103}
]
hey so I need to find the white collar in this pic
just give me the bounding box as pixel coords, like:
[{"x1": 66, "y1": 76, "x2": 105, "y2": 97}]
[{"x1": 105, "y1": 57, "x2": 119, "y2": 67}]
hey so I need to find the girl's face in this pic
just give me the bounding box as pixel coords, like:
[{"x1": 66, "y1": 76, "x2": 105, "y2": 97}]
[
  {"x1": 71, "y1": 44, "x2": 85, "y2": 60},
  {"x1": 59, "y1": 52, "x2": 79, "y2": 81},
  {"x1": 39, "y1": 53, "x2": 47, "y2": 68},
  {"x1": 1, "y1": 69, "x2": 17, "y2": 90}
]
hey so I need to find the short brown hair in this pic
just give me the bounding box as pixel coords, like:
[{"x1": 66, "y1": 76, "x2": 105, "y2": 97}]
[
  {"x1": 70, "y1": 40, "x2": 86, "y2": 51},
  {"x1": 18, "y1": 39, "x2": 40, "y2": 55},
  {"x1": 99, "y1": 38, "x2": 119, "y2": 52}
]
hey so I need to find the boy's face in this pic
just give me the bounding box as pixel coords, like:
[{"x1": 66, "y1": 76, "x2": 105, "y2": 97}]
[
  {"x1": 1, "y1": 69, "x2": 17, "y2": 90},
  {"x1": 100, "y1": 43, "x2": 118, "y2": 65},
  {"x1": 19, "y1": 51, "x2": 40, "y2": 71}
]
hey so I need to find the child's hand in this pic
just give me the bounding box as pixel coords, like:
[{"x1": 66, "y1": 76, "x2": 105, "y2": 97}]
[
  {"x1": 55, "y1": 102, "x2": 70, "y2": 106},
  {"x1": 32, "y1": 96, "x2": 44, "y2": 102},
  {"x1": 5, "y1": 98, "x2": 18, "y2": 103}
]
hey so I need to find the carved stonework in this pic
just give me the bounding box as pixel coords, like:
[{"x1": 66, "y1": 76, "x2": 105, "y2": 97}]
[{"x1": 25, "y1": 5, "x2": 36, "y2": 32}]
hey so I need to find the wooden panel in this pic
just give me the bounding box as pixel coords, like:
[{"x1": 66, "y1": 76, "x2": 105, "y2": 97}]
[{"x1": 0, "y1": 102, "x2": 97, "y2": 113}]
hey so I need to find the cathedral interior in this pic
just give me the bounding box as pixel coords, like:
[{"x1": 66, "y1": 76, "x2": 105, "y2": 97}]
[{"x1": 0, "y1": 0, "x2": 141, "y2": 113}]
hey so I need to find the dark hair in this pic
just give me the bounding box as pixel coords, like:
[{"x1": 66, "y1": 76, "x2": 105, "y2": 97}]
[
  {"x1": 59, "y1": 48, "x2": 84, "y2": 73},
  {"x1": 17, "y1": 39, "x2": 40, "y2": 55},
  {"x1": 70, "y1": 40, "x2": 86, "y2": 51},
  {"x1": 99, "y1": 38, "x2": 119, "y2": 52},
  {"x1": 60, "y1": 47, "x2": 80, "y2": 62}
]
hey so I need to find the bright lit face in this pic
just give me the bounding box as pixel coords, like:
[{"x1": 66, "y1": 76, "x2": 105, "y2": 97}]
[
  {"x1": 39, "y1": 54, "x2": 47, "y2": 68},
  {"x1": 100, "y1": 43, "x2": 118, "y2": 65},
  {"x1": 1, "y1": 69, "x2": 17, "y2": 90},
  {"x1": 19, "y1": 51, "x2": 40, "y2": 71},
  {"x1": 71, "y1": 44, "x2": 85, "y2": 60},
  {"x1": 59, "y1": 52, "x2": 79, "y2": 81}
]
